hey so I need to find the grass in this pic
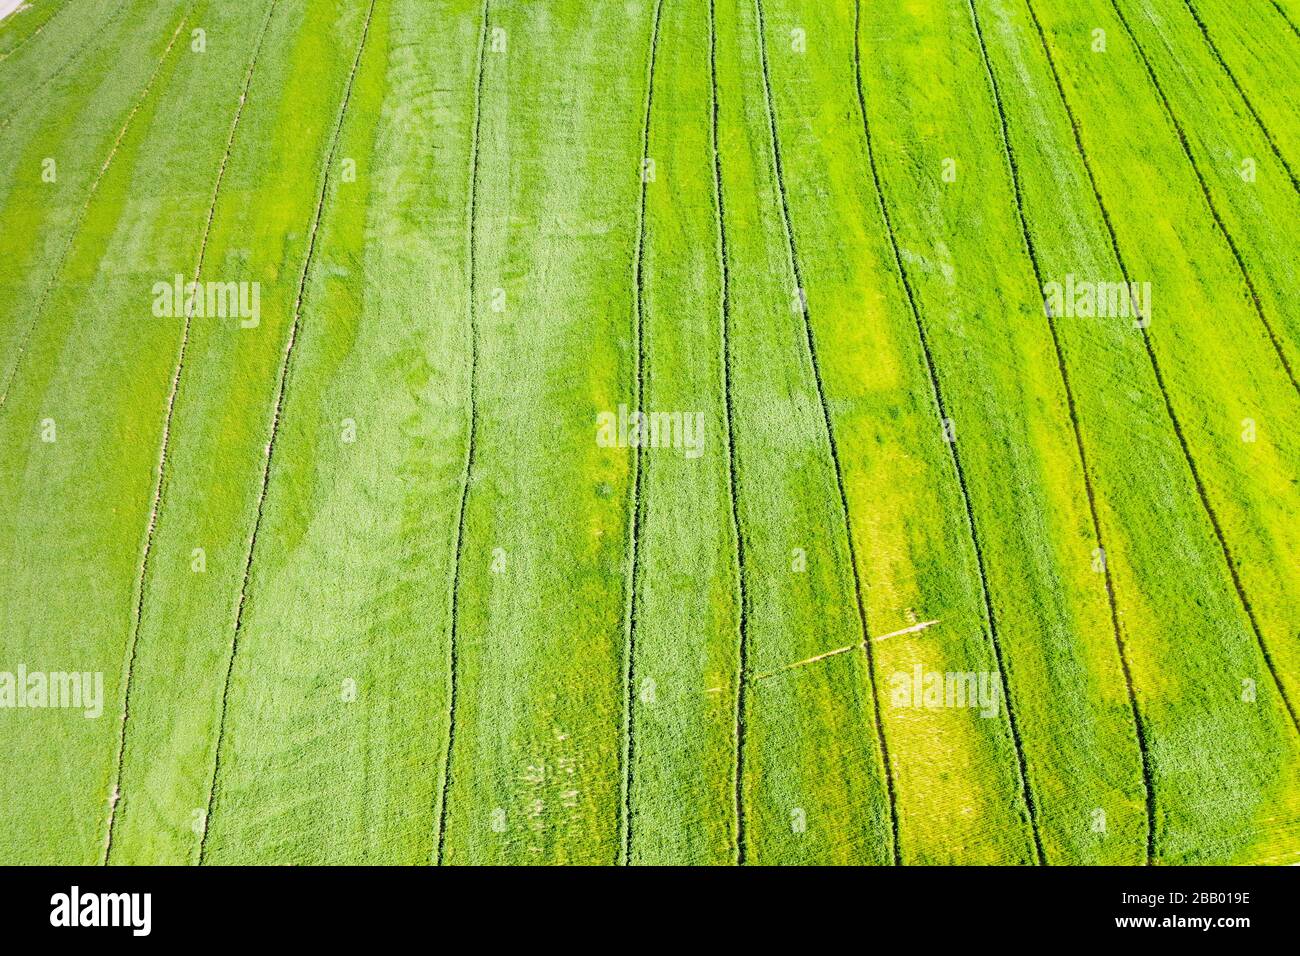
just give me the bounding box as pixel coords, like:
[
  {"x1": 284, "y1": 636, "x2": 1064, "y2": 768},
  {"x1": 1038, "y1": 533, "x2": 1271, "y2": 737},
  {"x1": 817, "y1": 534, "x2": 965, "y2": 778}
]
[{"x1": 1, "y1": 0, "x2": 1297, "y2": 865}]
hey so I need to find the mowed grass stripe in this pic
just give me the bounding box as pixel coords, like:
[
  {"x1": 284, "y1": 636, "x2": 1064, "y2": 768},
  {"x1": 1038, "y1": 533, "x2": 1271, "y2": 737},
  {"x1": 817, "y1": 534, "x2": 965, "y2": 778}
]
[
  {"x1": 3, "y1": 0, "x2": 1296, "y2": 867},
  {"x1": 0, "y1": 0, "x2": 274, "y2": 864},
  {"x1": 856, "y1": 2, "x2": 1045, "y2": 864},
  {"x1": 627, "y1": 0, "x2": 744, "y2": 865},
  {"x1": 1185, "y1": 0, "x2": 1300, "y2": 191},
  {"x1": 619, "y1": 0, "x2": 663, "y2": 866},
  {"x1": 436, "y1": 0, "x2": 491, "y2": 867},
  {"x1": 1104, "y1": 0, "x2": 1300, "y2": 735},
  {"x1": 0, "y1": 0, "x2": 127, "y2": 132},
  {"x1": 1106, "y1": 0, "x2": 1300, "y2": 395},
  {"x1": 440, "y1": 2, "x2": 647, "y2": 864},
  {"x1": 963, "y1": 0, "x2": 1155, "y2": 862},
  {"x1": 199, "y1": 0, "x2": 379, "y2": 863},
  {"x1": 1181, "y1": 0, "x2": 1299, "y2": 193},
  {"x1": 1097, "y1": 3, "x2": 1300, "y2": 733},
  {"x1": 103, "y1": 0, "x2": 282, "y2": 864},
  {"x1": 846, "y1": 0, "x2": 1037, "y2": 863},
  {"x1": 0, "y1": 0, "x2": 73, "y2": 62},
  {"x1": 0, "y1": 0, "x2": 168, "y2": 364},
  {"x1": 714, "y1": 0, "x2": 891, "y2": 864},
  {"x1": 856, "y1": 0, "x2": 1151, "y2": 863},
  {"x1": 847, "y1": 1, "x2": 903, "y2": 866},
  {"x1": 753, "y1": 0, "x2": 897, "y2": 865},
  {"x1": 103, "y1": 0, "x2": 389, "y2": 864},
  {"x1": 1024, "y1": 0, "x2": 1300, "y2": 733},
  {"x1": 1023, "y1": 0, "x2": 1300, "y2": 860},
  {"x1": 710, "y1": 0, "x2": 748, "y2": 865},
  {"x1": 0, "y1": 6, "x2": 190, "y2": 412},
  {"x1": 189, "y1": 0, "x2": 479, "y2": 863},
  {"x1": 1122, "y1": 0, "x2": 1300, "y2": 386}
]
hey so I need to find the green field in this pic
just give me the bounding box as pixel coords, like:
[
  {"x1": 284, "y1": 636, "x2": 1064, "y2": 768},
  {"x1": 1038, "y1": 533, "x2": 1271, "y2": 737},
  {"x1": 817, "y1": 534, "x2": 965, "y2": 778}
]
[{"x1": 0, "y1": 0, "x2": 1297, "y2": 865}]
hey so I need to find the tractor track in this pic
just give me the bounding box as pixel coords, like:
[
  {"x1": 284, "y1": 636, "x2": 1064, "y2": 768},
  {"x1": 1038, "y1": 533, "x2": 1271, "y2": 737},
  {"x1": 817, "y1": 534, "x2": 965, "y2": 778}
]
[
  {"x1": 755, "y1": 0, "x2": 900, "y2": 865},
  {"x1": 1107, "y1": 0, "x2": 1300, "y2": 400},
  {"x1": 965, "y1": 0, "x2": 1156, "y2": 864},
  {"x1": 198, "y1": 0, "x2": 378, "y2": 864},
  {"x1": 850, "y1": 0, "x2": 1044, "y2": 865},
  {"x1": 434, "y1": 0, "x2": 491, "y2": 866},
  {"x1": 103, "y1": 0, "x2": 281, "y2": 865},
  {"x1": 1025, "y1": 0, "x2": 1300, "y2": 739},
  {"x1": 617, "y1": 0, "x2": 663, "y2": 867}
]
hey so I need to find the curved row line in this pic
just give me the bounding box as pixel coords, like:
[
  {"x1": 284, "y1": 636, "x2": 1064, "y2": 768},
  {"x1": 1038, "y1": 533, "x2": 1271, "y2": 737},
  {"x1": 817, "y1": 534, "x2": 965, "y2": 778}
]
[
  {"x1": 198, "y1": 0, "x2": 380, "y2": 864},
  {"x1": 103, "y1": 0, "x2": 283, "y2": 865},
  {"x1": 0, "y1": 2, "x2": 171, "y2": 413},
  {"x1": 1107, "y1": 0, "x2": 1299, "y2": 400},
  {"x1": 1181, "y1": 0, "x2": 1300, "y2": 196},
  {"x1": 963, "y1": 0, "x2": 1156, "y2": 864},
  {"x1": 709, "y1": 0, "x2": 750, "y2": 869},
  {"x1": 618, "y1": 0, "x2": 664, "y2": 867},
  {"x1": 849, "y1": 0, "x2": 1042, "y2": 864},
  {"x1": 753, "y1": 0, "x2": 902, "y2": 865},
  {"x1": 433, "y1": 0, "x2": 492, "y2": 869},
  {"x1": 1097, "y1": 0, "x2": 1300, "y2": 732}
]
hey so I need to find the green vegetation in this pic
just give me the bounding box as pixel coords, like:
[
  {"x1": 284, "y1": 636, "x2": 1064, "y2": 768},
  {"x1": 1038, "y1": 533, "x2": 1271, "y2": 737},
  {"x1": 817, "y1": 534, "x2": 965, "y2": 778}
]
[{"x1": 1, "y1": 0, "x2": 1296, "y2": 865}]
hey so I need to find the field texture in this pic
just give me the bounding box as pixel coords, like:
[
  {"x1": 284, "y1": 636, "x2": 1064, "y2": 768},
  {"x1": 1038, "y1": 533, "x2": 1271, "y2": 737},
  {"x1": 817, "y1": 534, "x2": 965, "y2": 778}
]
[{"x1": 0, "y1": 0, "x2": 1297, "y2": 865}]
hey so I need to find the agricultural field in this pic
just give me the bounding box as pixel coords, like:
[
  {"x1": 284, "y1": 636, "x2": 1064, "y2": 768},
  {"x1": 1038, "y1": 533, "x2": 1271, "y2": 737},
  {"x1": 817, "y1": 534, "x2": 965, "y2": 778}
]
[{"x1": 0, "y1": 0, "x2": 1296, "y2": 866}]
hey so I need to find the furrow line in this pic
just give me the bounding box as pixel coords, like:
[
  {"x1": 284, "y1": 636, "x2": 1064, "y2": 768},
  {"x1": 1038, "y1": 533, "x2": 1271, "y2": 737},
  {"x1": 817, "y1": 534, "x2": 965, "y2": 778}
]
[
  {"x1": 618, "y1": 0, "x2": 663, "y2": 868},
  {"x1": 197, "y1": 0, "x2": 379, "y2": 864},
  {"x1": 1270, "y1": 1, "x2": 1300, "y2": 40},
  {"x1": 708, "y1": 0, "x2": 748, "y2": 867},
  {"x1": 965, "y1": 0, "x2": 1155, "y2": 864},
  {"x1": 1024, "y1": 0, "x2": 1300, "y2": 738},
  {"x1": 103, "y1": 0, "x2": 281, "y2": 865},
  {"x1": 0, "y1": 8, "x2": 183, "y2": 413},
  {"x1": 1182, "y1": 0, "x2": 1300, "y2": 195},
  {"x1": 850, "y1": 0, "x2": 1043, "y2": 864},
  {"x1": 843, "y1": 0, "x2": 903, "y2": 867},
  {"x1": 433, "y1": 0, "x2": 490, "y2": 867},
  {"x1": 754, "y1": 0, "x2": 900, "y2": 864},
  {"x1": 1107, "y1": 0, "x2": 1300, "y2": 399}
]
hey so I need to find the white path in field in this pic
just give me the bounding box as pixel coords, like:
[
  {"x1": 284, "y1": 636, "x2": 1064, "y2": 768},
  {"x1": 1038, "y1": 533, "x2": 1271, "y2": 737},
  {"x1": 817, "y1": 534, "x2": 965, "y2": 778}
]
[
  {"x1": 752, "y1": 621, "x2": 942, "y2": 681},
  {"x1": 0, "y1": 1, "x2": 27, "y2": 23}
]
